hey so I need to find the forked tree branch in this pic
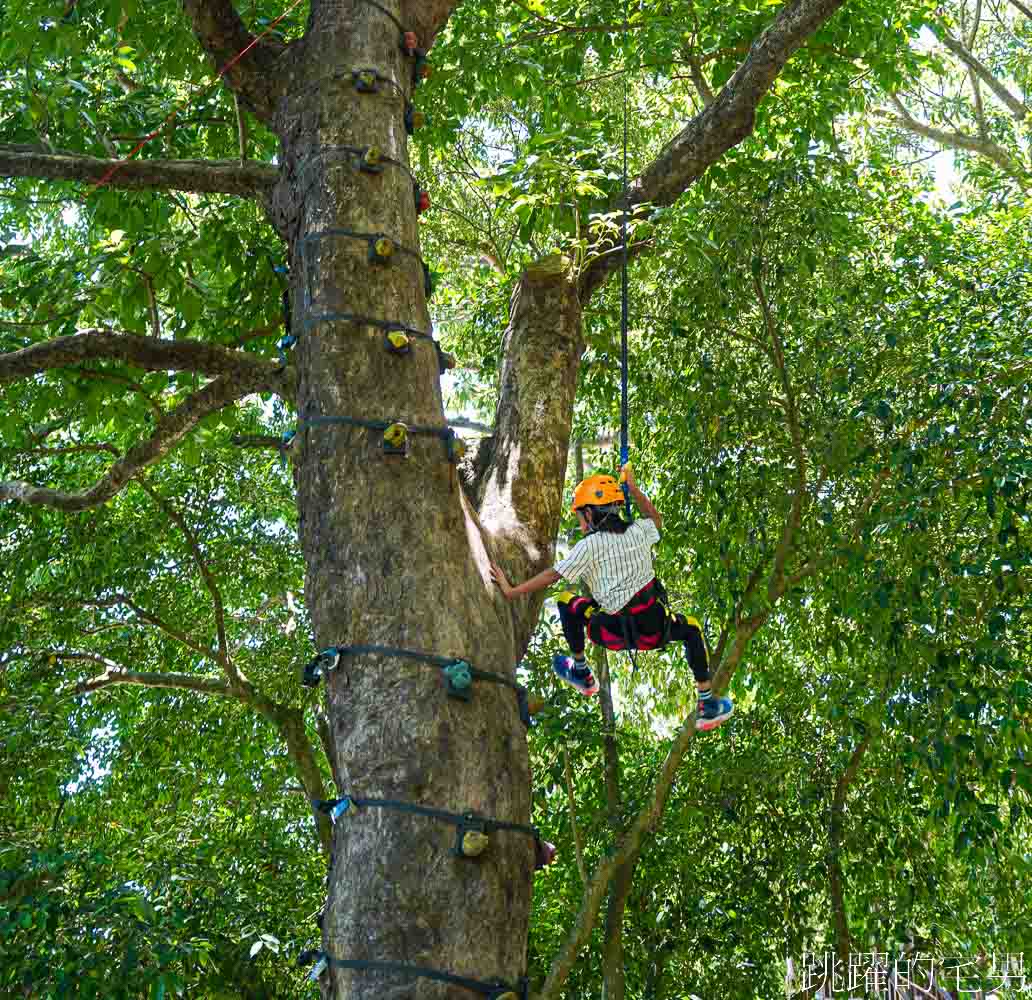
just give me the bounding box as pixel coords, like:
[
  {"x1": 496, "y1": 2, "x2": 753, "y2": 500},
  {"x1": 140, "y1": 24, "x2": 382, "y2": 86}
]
[
  {"x1": 883, "y1": 98, "x2": 1029, "y2": 182},
  {"x1": 939, "y1": 30, "x2": 1028, "y2": 120},
  {"x1": 581, "y1": 0, "x2": 849, "y2": 298},
  {"x1": 0, "y1": 144, "x2": 278, "y2": 196},
  {"x1": 59, "y1": 652, "x2": 233, "y2": 698},
  {"x1": 180, "y1": 0, "x2": 291, "y2": 122}
]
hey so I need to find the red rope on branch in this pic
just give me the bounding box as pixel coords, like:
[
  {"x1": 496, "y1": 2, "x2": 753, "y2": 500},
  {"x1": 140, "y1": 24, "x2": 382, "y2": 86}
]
[{"x1": 87, "y1": 0, "x2": 306, "y2": 196}]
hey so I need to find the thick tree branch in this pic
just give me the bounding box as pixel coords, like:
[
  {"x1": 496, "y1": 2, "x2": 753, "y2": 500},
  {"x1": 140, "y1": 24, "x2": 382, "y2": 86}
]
[
  {"x1": 0, "y1": 329, "x2": 289, "y2": 390},
  {"x1": 939, "y1": 30, "x2": 1028, "y2": 120},
  {"x1": 478, "y1": 259, "x2": 584, "y2": 650},
  {"x1": 1, "y1": 374, "x2": 265, "y2": 511},
  {"x1": 0, "y1": 144, "x2": 278, "y2": 196},
  {"x1": 581, "y1": 0, "x2": 848, "y2": 298},
  {"x1": 180, "y1": 0, "x2": 290, "y2": 123}
]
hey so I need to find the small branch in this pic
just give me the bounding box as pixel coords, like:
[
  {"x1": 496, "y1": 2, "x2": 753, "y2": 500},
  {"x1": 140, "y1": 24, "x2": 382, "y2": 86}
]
[
  {"x1": 884, "y1": 97, "x2": 1028, "y2": 182},
  {"x1": 0, "y1": 144, "x2": 278, "y2": 197},
  {"x1": 134, "y1": 479, "x2": 234, "y2": 678},
  {"x1": 687, "y1": 53, "x2": 715, "y2": 107},
  {"x1": 234, "y1": 93, "x2": 249, "y2": 163},
  {"x1": 143, "y1": 275, "x2": 161, "y2": 337},
  {"x1": 562, "y1": 749, "x2": 588, "y2": 886},
  {"x1": 53, "y1": 650, "x2": 233, "y2": 699},
  {"x1": 828, "y1": 732, "x2": 875, "y2": 967},
  {"x1": 1004, "y1": 0, "x2": 1032, "y2": 18}
]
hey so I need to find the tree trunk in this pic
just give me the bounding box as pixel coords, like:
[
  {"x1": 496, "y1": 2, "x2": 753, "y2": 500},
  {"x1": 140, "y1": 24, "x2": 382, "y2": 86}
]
[{"x1": 263, "y1": 4, "x2": 581, "y2": 996}]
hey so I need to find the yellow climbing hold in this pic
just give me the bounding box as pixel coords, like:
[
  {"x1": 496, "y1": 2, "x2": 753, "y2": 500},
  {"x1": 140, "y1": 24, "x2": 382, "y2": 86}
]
[
  {"x1": 461, "y1": 830, "x2": 489, "y2": 857},
  {"x1": 383, "y1": 422, "x2": 408, "y2": 454},
  {"x1": 387, "y1": 331, "x2": 410, "y2": 351}
]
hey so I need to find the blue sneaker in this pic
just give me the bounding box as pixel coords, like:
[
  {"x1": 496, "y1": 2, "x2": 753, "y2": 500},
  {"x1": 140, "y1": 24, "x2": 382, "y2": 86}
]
[
  {"x1": 552, "y1": 655, "x2": 599, "y2": 696},
  {"x1": 696, "y1": 694, "x2": 733, "y2": 731}
]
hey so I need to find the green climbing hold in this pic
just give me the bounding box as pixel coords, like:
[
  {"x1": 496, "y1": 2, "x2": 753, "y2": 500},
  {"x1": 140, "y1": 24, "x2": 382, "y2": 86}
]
[{"x1": 443, "y1": 660, "x2": 473, "y2": 700}]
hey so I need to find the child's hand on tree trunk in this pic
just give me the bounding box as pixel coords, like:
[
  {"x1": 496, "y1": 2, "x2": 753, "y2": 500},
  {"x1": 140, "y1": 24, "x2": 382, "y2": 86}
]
[{"x1": 489, "y1": 561, "x2": 514, "y2": 600}]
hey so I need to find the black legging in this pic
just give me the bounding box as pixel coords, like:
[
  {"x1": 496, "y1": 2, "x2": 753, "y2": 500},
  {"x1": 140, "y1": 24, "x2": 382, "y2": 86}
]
[{"x1": 556, "y1": 589, "x2": 710, "y2": 684}]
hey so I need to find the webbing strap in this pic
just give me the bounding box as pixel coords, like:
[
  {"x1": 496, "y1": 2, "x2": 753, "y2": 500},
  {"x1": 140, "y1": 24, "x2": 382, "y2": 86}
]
[
  {"x1": 299, "y1": 226, "x2": 423, "y2": 262},
  {"x1": 301, "y1": 311, "x2": 433, "y2": 341},
  {"x1": 304, "y1": 952, "x2": 527, "y2": 998},
  {"x1": 298, "y1": 414, "x2": 454, "y2": 439},
  {"x1": 299, "y1": 144, "x2": 417, "y2": 182},
  {"x1": 313, "y1": 795, "x2": 540, "y2": 839},
  {"x1": 334, "y1": 643, "x2": 523, "y2": 692}
]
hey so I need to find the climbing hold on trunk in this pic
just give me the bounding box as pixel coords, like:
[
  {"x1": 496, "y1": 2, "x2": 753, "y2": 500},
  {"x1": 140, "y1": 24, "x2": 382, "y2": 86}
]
[
  {"x1": 534, "y1": 839, "x2": 558, "y2": 870},
  {"x1": 361, "y1": 146, "x2": 384, "y2": 174},
  {"x1": 385, "y1": 330, "x2": 411, "y2": 354},
  {"x1": 352, "y1": 67, "x2": 380, "y2": 93},
  {"x1": 370, "y1": 236, "x2": 395, "y2": 263},
  {"x1": 460, "y1": 830, "x2": 490, "y2": 857},
  {"x1": 443, "y1": 659, "x2": 473, "y2": 699},
  {"x1": 404, "y1": 105, "x2": 426, "y2": 134},
  {"x1": 383, "y1": 422, "x2": 409, "y2": 456}
]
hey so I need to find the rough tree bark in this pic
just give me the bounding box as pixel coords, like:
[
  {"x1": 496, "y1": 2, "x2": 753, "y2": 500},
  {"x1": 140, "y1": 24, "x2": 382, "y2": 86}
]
[{"x1": 257, "y1": 2, "x2": 569, "y2": 995}]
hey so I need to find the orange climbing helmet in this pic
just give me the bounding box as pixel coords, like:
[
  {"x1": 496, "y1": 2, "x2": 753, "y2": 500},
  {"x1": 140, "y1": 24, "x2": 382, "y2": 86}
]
[{"x1": 571, "y1": 474, "x2": 624, "y2": 512}]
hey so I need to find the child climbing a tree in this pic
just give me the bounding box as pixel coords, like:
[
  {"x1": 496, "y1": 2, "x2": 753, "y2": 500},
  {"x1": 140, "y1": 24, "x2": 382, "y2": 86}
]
[{"x1": 490, "y1": 465, "x2": 734, "y2": 731}]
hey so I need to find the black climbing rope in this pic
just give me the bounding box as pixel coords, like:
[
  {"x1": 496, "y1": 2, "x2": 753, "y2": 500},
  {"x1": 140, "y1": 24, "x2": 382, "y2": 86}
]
[{"x1": 619, "y1": 6, "x2": 632, "y2": 519}]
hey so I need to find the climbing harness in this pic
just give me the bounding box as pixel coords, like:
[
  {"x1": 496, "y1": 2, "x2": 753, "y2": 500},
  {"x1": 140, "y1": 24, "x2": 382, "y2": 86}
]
[
  {"x1": 300, "y1": 643, "x2": 543, "y2": 726},
  {"x1": 310, "y1": 795, "x2": 550, "y2": 865},
  {"x1": 298, "y1": 951, "x2": 528, "y2": 999}
]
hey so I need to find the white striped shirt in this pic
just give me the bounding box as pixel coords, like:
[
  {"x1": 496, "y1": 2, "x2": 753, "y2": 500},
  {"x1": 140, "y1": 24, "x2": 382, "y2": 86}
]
[{"x1": 554, "y1": 518, "x2": 661, "y2": 613}]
